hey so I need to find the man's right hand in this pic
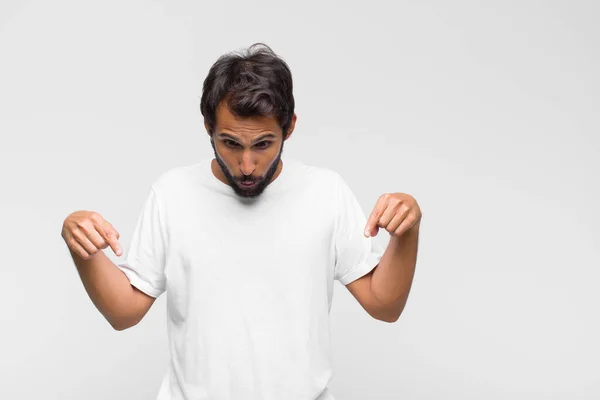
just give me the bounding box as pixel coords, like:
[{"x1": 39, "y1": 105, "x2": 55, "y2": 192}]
[{"x1": 61, "y1": 211, "x2": 122, "y2": 260}]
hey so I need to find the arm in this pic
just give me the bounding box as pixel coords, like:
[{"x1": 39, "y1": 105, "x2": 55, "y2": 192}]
[
  {"x1": 334, "y1": 177, "x2": 421, "y2": 323},
  {"x1": 70, "y1": 248, "x2": 156, "y2": 330},
  {"x1": 346, "y1": 222, "x2": 420, "y2": 323},
  {"x1": 370, "y1": 222, "x2": 419, "y2": 320}
]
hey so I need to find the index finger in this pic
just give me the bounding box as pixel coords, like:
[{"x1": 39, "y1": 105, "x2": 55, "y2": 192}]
[
  {"x1": 365, "y1": 196, "x2": 387, "y2": 237},
  {"x1": 102, "y1": 227, "x2": 122, "y2": 256}
]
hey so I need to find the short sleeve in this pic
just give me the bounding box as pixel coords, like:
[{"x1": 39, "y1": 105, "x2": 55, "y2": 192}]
[
  {"x1": 333, "y1": 173, "x2": 385, "y2": 285},
  {"x1": 116, "y1": 187, "x2": 167, "y2": 298}
]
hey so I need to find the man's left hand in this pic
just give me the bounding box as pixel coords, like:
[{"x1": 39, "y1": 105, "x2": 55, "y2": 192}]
[{"x1": 364, "y1": 193, "x2": 422, "y2": 238}]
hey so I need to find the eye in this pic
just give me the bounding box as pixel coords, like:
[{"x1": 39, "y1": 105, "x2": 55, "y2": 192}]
[
  {"x1": 256, "y1": 141, "x2": 271, "y2": 149},
  {"x1": 224, "y1": 140, "x2": 240, "y2": 148}
]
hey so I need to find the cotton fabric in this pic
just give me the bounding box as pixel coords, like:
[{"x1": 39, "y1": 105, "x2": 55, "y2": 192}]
[{"x1": 117, "y1": 156, "x2": 385, "y2": 400}]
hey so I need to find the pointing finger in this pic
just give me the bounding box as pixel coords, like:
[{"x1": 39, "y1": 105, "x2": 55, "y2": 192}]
[
  {"x1": 365, "y1": 196, "x2": 387, "y2": 237},
  {"x1": 103, "y1": 229, "x2": 122, "y2": 256}
]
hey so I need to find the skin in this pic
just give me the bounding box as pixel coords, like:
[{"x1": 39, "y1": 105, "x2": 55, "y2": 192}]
[{"x1": 206, "y1": 100, "x2": 297, "y2": 198}]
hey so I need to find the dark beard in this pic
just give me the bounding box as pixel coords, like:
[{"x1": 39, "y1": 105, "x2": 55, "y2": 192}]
[{"x1": 210, "y1": 137, "x2": 285, "y2": 198}]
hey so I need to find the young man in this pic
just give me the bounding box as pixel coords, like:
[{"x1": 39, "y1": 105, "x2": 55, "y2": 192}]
[{"x1": 63, "y1": 43, "x2": 421, "y2": 400}]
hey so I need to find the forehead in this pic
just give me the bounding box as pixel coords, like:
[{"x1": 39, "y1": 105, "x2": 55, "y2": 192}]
[{"x1": 215, "y1": 101, "x2": 281, "y2": 134}]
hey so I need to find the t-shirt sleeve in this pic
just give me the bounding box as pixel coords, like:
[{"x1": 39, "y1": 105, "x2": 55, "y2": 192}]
[
  {"x1": 333, "y1": 173, "x2": 385, "y2": 285},
  {"x1": 116, "y1": 187, "x2": 167, "y2": 298}
]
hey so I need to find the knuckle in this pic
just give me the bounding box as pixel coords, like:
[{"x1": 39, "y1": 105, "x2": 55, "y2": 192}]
[{"x1": 76, "y1": 220, "x2": 90, "y2": 231}]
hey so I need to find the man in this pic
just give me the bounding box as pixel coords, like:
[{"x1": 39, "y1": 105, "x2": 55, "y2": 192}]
[{"x1": 62, "y1": 43, "x2": 421, "y2": 400}]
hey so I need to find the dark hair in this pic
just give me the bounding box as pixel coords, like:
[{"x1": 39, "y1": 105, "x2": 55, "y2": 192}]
[{"x1": 200, "y1": 43, "x2": 295, "y2": 137}]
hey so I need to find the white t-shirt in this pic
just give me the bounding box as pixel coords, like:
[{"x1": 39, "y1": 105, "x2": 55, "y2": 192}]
[{"x1": 117, "y1": 156, "x2": 385, "y2": 400}]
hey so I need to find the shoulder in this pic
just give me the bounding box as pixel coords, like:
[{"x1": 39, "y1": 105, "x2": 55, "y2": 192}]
[
  {"x1": 288, "y1": 158, "x2": 340, "y2": 188},
  {"x1": 149, "y1": 162, "x2": 204, "y2": 198}
]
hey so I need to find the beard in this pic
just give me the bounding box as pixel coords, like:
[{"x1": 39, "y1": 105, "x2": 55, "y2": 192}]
[{"x1": 210, "y1": 136, "x2": 285, "y2": 199}]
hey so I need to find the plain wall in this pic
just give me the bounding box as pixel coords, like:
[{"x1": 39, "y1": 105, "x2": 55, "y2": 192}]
[{"x1": 1, "y1": 0, "x2": 598, "y2": 399}]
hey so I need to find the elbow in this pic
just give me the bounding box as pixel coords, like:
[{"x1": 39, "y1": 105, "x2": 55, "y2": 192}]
[
  {"x1": 110, "y1": 318, "x2": 129, "y2": 331},
  {"x1": 108, "y1": 314, "x2": 139, "y2": 331},
  {"x1": 373, "y1": 303, "x2": 404, "y2": 323},
  {"x1": 112, "y1": 323, "x2": 128, "y2": 331},
  {"x1": 106, "y1": 287, "x2": 150, "y2": 331},
  {"x1": 111, "y1": 320, "x2": 136, "y2": 331},
  {"x1": 377, "y1": 313, "x2": 400, "y2": 323}
]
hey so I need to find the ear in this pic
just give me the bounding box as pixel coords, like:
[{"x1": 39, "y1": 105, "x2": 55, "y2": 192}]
[{"x1": 284, "y1": 113, "x2": 297, "y2": 140}]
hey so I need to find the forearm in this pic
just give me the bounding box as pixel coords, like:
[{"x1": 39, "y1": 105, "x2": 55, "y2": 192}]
[
  {"x1": 370, "y1": 223, "x2": 420, "y2": 318},
  {"x1": 70, "y1": 248, "x2": 138, "y2": 330}
]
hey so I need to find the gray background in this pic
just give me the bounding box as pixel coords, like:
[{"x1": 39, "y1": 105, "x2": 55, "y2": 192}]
[{"x1": 1, "y1": 0, "x2": 598, "y2": 399}]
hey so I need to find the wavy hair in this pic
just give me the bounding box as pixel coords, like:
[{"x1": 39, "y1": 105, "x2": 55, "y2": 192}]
[{"x1": 200, "y1": 43, "x2": 295, "y2": 137}]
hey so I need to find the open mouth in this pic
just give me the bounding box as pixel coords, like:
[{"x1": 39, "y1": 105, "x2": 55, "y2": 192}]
[{"x1": 239, "y1": 181, "x2": 256, "y2": 188}]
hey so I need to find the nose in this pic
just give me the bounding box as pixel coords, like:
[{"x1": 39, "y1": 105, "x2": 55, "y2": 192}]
[{"x1": 240, "y1": 150, "x2": 256, "y2": 176}]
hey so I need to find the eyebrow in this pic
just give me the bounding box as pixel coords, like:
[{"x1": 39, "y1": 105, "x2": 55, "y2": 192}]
[{"x1": 217, "y1": 133, "x2": 277, "y2": 144}]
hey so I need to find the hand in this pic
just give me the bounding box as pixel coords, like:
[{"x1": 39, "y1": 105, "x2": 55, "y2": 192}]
[
  {"x1": 61, "y1": 211, "x2": 122, "y2": 260},
  {"x1": 364, "y1": 193, "x2": 422, "y2": 238}
]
